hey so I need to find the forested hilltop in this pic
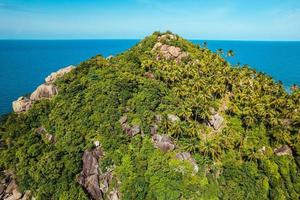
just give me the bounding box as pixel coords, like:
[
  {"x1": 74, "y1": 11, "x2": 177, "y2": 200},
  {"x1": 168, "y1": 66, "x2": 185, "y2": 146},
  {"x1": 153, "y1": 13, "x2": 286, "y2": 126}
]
[{"x1": 0, "y1": 32, "x2": 299, "y2": 200}]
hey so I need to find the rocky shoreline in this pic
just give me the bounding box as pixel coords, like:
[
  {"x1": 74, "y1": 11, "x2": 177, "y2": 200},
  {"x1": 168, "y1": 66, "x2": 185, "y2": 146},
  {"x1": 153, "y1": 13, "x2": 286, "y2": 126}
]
[{"x1": 12, "y1": 65, "x2": 75, "y2": 113}]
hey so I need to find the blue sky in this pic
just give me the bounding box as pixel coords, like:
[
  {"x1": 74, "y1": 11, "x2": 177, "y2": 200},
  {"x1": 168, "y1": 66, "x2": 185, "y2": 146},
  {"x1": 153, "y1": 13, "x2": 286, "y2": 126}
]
[{"x1": 0, "y1": 0, "x2": 300, "y2": 40}]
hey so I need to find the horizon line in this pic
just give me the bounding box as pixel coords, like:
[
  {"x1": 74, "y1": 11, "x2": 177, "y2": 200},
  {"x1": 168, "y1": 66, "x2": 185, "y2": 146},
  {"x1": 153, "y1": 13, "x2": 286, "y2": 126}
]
[{"x1": 1, "y1": 38, "x2": 300, "y2": 42}]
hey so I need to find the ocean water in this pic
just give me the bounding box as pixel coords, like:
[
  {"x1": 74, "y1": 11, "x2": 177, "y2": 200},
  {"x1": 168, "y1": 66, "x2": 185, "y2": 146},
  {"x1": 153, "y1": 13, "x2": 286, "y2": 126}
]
[{"x1": 0, "y1": 39, "x2": 299, "y2": 114}]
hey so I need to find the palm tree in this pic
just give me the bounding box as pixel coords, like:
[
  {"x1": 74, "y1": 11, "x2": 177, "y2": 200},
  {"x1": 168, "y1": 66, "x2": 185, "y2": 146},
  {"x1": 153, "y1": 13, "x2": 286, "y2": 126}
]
[
  {"x1": 226, "y1": 49, "x2": 235, "y2": 57},
  {"x1": 291, "y1": 84, "x2": 299, "y2": 92},
  {"x1": 216, "y1": 48, "x2": 224, "y2": 55},
  {"x1": 247, "y1": 149, "x2": 260, "y2": 162}
]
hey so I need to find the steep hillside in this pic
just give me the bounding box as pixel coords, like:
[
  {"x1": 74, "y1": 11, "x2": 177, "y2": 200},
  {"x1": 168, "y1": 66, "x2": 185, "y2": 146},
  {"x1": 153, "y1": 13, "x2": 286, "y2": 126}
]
[{"x1": 0, "y1": 32, "x2": 299, "y2": 200}]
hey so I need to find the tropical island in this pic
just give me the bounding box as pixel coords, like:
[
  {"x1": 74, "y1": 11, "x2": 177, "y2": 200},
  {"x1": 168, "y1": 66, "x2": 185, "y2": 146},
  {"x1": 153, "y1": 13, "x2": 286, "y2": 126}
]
[{"x1": 0, "y1": 32, "x2": 299, "y2": 200}]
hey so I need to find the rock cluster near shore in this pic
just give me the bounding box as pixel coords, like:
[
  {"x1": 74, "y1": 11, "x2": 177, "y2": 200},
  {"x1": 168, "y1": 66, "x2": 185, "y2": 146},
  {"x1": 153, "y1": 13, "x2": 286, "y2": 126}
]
[
  {"x1": 45, "y1": 65, "x2": 74, "y2": 83},
  {"x1": 29, "y1": 84, "x2": 58, "y2": 101},
  {"x1": 12, "y1": 65, "x2": 75, "y2": 113},
  {"x1": 11, "y1": 97, "x2": 32, "y2": 113}
]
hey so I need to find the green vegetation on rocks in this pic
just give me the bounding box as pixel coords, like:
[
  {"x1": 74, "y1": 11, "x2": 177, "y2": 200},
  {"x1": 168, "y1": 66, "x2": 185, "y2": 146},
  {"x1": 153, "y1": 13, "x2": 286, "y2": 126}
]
[{"x1": 0, "y1": 32, "x2": 299, "y2": 200}]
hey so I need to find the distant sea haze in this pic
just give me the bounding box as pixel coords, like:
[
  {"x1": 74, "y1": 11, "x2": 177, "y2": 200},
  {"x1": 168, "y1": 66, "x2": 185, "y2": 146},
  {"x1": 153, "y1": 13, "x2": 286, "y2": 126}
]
[{"x1": 0, "y1": 39, "x2": 299, "y2": 114}]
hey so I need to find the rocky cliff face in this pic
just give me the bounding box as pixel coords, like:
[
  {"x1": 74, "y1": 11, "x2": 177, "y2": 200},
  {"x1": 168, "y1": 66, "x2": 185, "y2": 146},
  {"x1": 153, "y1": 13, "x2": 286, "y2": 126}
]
[
  {"x1": 78, "y1": 144, "x2": 120, "y2": 200},
  {"x1": 78, "y1": 146, "x2": 104, "y2": 200}
]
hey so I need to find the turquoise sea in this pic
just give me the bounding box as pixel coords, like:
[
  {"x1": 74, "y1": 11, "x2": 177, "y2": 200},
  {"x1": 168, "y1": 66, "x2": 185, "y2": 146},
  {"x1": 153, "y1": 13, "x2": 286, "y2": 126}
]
[{"x1": 0, "y1": 40, "x2": 299, "y2": 114}]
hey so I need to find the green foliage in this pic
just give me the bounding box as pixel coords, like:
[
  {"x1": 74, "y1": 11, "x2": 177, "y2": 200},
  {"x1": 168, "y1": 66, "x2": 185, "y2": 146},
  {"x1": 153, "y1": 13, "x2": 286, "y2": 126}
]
[
  {"x1": 220, "y1": 162, "x2": 269, "y2": 200},
  {"x1": 0, "y1": 31, "x2": 299, "y2": 199}
]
